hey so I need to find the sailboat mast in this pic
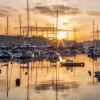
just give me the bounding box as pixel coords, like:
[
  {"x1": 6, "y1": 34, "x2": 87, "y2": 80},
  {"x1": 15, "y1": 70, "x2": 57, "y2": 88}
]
[
  {"x1": 27, "y1": 0, "x2": 30, "y2": 37},
  {"x1": 67, "y1": 32, "x2": 69, "y2": 41},
  {"x1": 35, "y1": 22, "x2": 37, "y2": 44},
  {"x1": 6, "y1": 16, "x2": 9, "y2": 36},
  {"x1": 96, "y1": 26, "x2": 99, "y2": 50},
  {"x1": 53, "y1": 21, "x2": 55, "y2": 41},
  {"x1": 35, "y1": 23, "x2": 37, "y2": 37},
  {"x1": 56, "y1": 10, "x2": 58, "y2": 50},
  {"x1": 93, "y1": 20, "x2": 95, "y2": 48},
  {"x1": 19, "y1": 14, "x2": 22, "y2": 36},
  {"x1": 74, "y1": 28, "x2": 77, "y2": 42},
  {"x1": 92, "y1": 20, "x2": 95, "y2": 85},
  {"x1": 74, "y1": 28, "x2": 77, "y2": 77}
]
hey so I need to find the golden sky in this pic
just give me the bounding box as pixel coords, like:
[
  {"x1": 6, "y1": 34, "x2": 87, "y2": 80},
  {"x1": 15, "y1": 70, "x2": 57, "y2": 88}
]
[{"x1": 0, "y1": 0, "x2": 100, "y2": 41}]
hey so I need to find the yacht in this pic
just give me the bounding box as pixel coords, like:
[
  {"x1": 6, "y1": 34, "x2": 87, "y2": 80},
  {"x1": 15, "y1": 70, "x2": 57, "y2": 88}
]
[{"x1": 0, "y1": 50, "x2": 11, "y2": 59}]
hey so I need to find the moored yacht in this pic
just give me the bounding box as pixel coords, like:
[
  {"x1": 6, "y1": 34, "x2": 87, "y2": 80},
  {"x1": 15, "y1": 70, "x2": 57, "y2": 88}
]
[
  {"x1": 46, "y1": 51, "x2": 59, "y2": 61},
  {"x1": 12, "y1": 50, "x2": 34, "y2": 59},
  {"x1": 0, "y1": 50, "x2": 11, "y2": 59}
]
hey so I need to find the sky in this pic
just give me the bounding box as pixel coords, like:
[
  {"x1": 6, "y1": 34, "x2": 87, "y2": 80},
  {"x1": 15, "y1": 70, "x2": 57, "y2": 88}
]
[{"x1": 0, "y1": 0, "x2": 100, "y2": 41}]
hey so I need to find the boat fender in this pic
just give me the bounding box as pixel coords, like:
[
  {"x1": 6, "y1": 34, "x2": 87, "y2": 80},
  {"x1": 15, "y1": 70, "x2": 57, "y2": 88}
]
[
  {"x1": 16, "y1": 78, "x2": 20, "y2": 86},
  {"x1": 88, "y1": 70, "x2": 91, "y2": 76},
  {"x1": 25, "y1": 72, "x2": 28, "y2": 75},
  {"x1": 0, "y1": 69, "x2": 1, "y2": 74}
]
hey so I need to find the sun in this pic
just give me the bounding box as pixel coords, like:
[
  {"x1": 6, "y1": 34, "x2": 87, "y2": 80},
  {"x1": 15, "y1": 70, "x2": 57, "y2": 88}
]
[{"x1": 57, "y1": 32, "x2": 67, "y2": 40}]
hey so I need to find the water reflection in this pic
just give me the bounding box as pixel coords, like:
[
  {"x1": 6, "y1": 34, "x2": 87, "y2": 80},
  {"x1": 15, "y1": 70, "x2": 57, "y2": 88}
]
[{"x1": 0, "y1": 55, "x2": 100, "y2": 100}]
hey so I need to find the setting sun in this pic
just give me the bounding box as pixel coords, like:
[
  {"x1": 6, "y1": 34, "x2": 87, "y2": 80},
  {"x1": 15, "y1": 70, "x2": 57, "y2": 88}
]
[{"x1": 57, "y1": 32, "x2": 67, "y2": 40}]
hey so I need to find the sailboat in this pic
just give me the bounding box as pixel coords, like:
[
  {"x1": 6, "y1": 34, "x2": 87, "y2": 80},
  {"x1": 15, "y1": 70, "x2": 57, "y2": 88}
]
[
  {"x1": 12, "y1": 8, "x2": 34, "y2": 59},
  {"x1": 88, "y1": 21, "x2": 100, "y2": 59},
  {"x1": 0, "y1": 17, "x2": 12, "y2": 59}
]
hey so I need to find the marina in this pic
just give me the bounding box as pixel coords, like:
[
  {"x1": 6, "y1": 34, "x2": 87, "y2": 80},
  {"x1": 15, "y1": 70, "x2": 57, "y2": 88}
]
[{"x1": 0, "y1": 0, "x2": 100, "y2": 100}]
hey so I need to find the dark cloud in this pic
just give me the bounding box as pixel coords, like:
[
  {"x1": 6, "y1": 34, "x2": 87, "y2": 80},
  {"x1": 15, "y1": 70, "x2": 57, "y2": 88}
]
[
  {"x1": 30, "y1": 5, "x2": 55, "y2": 16},
  {"x1": 0, "y1": 5, "x2": 17, "y2": 17},
  {"x1": 52, "y1": 5, "x2": 80, "y2": 15},
  {"x1": 30, "y1": 4, "x2": 81, "y2": 16},
  {"x1": 86, "y1": 11, "x2": 100, "y2": 16}
]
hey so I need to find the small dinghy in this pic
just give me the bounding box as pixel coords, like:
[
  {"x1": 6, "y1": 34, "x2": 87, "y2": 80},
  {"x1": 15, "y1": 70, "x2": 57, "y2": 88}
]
[{"x1": 60, "y1": 59, "x2": 85, "y2": 67}]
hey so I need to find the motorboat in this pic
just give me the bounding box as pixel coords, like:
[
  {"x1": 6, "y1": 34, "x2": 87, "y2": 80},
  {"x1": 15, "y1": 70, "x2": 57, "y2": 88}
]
[{"x1": 60, "y1": 59, "x2": 85, "y2": 67}]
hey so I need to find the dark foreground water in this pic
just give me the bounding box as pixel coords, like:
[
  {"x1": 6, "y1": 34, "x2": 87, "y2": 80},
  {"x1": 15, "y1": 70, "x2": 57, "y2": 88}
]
[{"x1": 0, "y1": 55, "x2": 100, "y2": 100}]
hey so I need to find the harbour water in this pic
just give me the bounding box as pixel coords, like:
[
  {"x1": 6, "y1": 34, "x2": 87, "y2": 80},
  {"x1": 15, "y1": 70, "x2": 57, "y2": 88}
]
[{"x1": 0, "y1": 54, "x2": 100, "y2": 100}]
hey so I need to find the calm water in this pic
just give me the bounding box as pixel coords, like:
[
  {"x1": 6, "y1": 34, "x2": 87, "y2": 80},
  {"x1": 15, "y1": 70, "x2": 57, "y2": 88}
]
[{"x1": 0, "y1": 55, "x2": 100, "y2": 100}]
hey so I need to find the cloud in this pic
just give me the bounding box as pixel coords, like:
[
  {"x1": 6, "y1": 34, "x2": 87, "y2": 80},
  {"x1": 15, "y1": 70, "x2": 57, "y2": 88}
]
[
  {"x1": 30, "y1": 4, "x2": 81, "y2": 16},
  {"x1": 86, "y1": 11, "x2": 100, "y2": 16},
  {"x1": 52, "y1": 5, "x2": 80, "y2": 15},
  {"x1": 0, "y1": 5, "x2": 17, "y2": 17}
]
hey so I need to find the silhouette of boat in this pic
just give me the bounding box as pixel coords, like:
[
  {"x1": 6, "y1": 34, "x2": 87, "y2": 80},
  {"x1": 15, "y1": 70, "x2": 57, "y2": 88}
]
[{"x1": 60, "y1": 59, "x2": 84, "y2": 67}]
